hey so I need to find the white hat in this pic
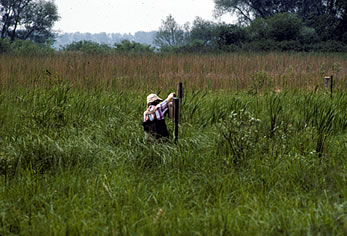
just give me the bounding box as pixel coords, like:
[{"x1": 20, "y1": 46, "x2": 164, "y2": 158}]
[{"x1": 146, "y1": 93, "x2": 162, "y2": 105}]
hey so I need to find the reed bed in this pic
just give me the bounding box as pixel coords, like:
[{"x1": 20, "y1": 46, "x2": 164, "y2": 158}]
[
  {"x1": 0, "y1": 53, "x2": 347, "y2": 235},
  {"x1": 0, "y1": 52, "x2": 346, "y2": 91}
]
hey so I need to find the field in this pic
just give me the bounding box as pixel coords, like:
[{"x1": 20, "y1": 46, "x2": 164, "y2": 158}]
[{"x1": 0, "y1": 53, "x2": 347, "y2": 235}]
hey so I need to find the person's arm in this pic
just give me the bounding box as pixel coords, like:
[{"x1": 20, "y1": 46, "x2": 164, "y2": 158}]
[
  {"x1": 166, "y1": 92, "x2": 176, "y2": 103},
  {"x1": 145, "y1": 93, "x2": 176, "y2": 121},
  {"x1": 149, "y1": 92, "x2": 176, "y2": 112},
  {"x1": 144, "y1": 106, "x2": 156, "y2": 121},
  {"x1": 144, "y1": 110, "x2": 149, "y2": 122},
  {"x1": 154, "y1": 92, "x2": 176, "y2": 117},
  {"x1": 144, "y1": 108, "x2": 156, "y2": 115}
]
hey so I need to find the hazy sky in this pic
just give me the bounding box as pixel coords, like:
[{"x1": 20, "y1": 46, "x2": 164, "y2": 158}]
[{"x1": 53, "y1": 0, "x2": 235, "y2": 34}]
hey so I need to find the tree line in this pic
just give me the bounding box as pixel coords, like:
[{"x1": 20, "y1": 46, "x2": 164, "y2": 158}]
[
  {"x1": 155, "y1": 0, "x2": 347, "y2": 52},
  {"x1": 1, "y1": 0, "x2": 347, "y2": 54}
]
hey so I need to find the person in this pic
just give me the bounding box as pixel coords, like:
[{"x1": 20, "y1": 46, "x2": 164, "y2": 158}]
[{"x1": 143, "y1": 92, "x2": 176, "y2": 140}]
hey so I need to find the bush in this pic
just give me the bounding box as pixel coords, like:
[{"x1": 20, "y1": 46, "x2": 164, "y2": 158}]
[
  {"x1": 299, "y1": 26, "x2": 319, "y2": 44},
  {"x1": 113, "y1": 40, "x2": 154, "y2": 53},
  {"x1": 243, "y1": 40, "x2": 279, "y2": 51},
  {"x1": 216, "y1": 109, "x2": 261, "y2": 166},
  {"x1": 306, "y1": 40, "x2": 347, "y2": 52},
  {"x1": 0, "y1": 39, "x2": 11, "y2": 54},
  {"x1": 276, "y1": 40, "x2": 303, "y2": 51},
  {"x1": 63, "y1": 40, "x2": 112, "y2": 54},
  {"x1": 179, "y1": 39, "x2": 217, "y2": 53},
  {"x1": 2, "y1": 39, "x2": 55, "y2": 55}
]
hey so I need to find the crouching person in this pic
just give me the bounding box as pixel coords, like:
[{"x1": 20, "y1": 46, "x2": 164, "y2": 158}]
[{"x1": 143, "y1": 92, "x2": 176, "y2": 141}]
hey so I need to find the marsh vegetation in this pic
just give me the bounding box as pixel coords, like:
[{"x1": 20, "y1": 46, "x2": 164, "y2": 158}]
[{"x1": 0, "y1": 53, "x2": 347, "y2": 235}]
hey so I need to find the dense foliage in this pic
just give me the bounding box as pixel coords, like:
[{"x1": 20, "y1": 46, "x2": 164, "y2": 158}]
[
  {"x1": 0, "y1": 82, "x2": 346, "y2": 234},
  {"x1": 151, "y1": 0, "x2": 347, "y2": 52},
  {"x1": 0, "y1": 0, "x2": 59, "y2": 43},
  {"x1": 154, "y1": 12, "x2": 347, "y2": 53},
  {"x1": 0, "y1": 38, "x2": 54, "y2": 54},
  {"x1": 62, "y1": 40, "x2": 155, "y2": 54}
]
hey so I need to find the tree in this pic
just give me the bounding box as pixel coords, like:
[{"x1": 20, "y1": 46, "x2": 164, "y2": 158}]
[
  {"x1": 214, "y1": 0, "x2": 347, "y2": 41},
  {"x1": 246, "y1": 17, "x2": 270, "y2": 40},
  {"x1": 0, "y1": 38, "x2": 10, "y2": 53},
  {"x1": 247, "y1": 13, "x2": 318, "y2": 43},
  {"x1": 214, "y1": 0, "x2": 302, "y2": 24},
  {"x1": 189, "y1": 17, "x2": 217, "y2": 46},
  {"x1": 336, "y1": 0, "x2": 347, "y2": 42},
  {"x1": 214, "y1": 0, "x2": 335, "y2": 23},
  {"x1": 153, "y1": 15, "x2": 185, "y2": 48},
  {"x1": 0, "y1": 0, "x2": 59, "y2": 43},
  {"x1": 267, "y1": 13, "x2": 303, "y2": 41},
  {"x1": 215, "y1": 23, "x2": 247, "y2": 48}
]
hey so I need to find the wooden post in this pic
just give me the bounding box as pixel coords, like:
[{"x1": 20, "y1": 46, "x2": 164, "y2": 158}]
[
  {"x1": 173, "y1": 82, "x2": 183, "y2": 142},
  {"x1": 174, "y1": 97, "x2": 179, "y2": 143},
  {"x1": 324, "y1": 75, "x2": 333, "y2": 98},
  {"x1": 330, "y1": 75, "x2": 333, "y2": 98},
  {"x1": 177, "y1": 82, "x2": 184, "y2": 121},
  {"x1": 168, "y1": 101, "x2": 174, "y2": 119},
  {"x1": 177, "y1": 82, "x2": 184, "y2": 99}
]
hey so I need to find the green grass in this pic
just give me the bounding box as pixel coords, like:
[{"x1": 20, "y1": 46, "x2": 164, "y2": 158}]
[{"x1": 0, "y1": 83, "x2": 347, "y2": 235}]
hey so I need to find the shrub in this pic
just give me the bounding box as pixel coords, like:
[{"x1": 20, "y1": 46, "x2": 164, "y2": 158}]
[
  {"x1": 216, "y1": 109, "x2": 261, "y2": 166},
  {"x1": 243, "y1": 39, "x2": 279, "y2": 51},
  {"x1": 299, "y1": 26, "x2": 319, "y2": 44},
  {"x1": 276, "y1": 40, "x2": 303, "y2": 51},
  {"x1": 9, "y1": 40, "x2": 54, "y2": 55},
  {"x1": 306, "y1": 40, "x2": 347, "y2": 52},
  {"x1": 0, "y1": 39, "x2": 11, "y2": 54},
  {"x1": 113, "y1": 40, "x2": 154, "y2": 53},
  {"x1": 63, "y1": 40, "x2": 111, "y2": 54}
]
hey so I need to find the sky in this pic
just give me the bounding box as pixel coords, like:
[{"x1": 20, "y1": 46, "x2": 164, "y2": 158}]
[{"x1": 53, "y1": 0, "x2": 235, "y2": 34}]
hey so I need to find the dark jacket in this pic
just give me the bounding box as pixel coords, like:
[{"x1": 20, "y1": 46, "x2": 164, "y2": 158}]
[{"x1": 143, "y1": 119, "x2": 169, "y2": 139}]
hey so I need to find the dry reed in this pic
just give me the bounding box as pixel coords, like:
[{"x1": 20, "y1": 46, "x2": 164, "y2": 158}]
[{"x1": 0, "y1": 53, "x2": 346, "y2": 92}]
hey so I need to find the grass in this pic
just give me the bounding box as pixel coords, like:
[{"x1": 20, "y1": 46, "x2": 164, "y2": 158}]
[
  {"x1": 0, "y1": 52, "x2": 347, "y2": 235},
  {"x1": 1, "y1": 52, "x2": 347, "y2": 91}
]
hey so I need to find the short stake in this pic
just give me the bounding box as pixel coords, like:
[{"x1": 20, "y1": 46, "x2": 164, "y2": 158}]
[{"x1": 324, "y1": 75, "x2": 333, "y2": 98}]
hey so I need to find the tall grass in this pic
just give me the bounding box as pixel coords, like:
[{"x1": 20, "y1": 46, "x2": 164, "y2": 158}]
[
  {"x1": 1, "y1": 78, "x2": 347, "y2": 234},
  {"x1": 1, "y1": 52, "x2": 347, "y2": 91}
]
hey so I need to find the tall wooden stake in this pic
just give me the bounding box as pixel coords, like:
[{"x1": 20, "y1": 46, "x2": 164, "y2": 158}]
[
  {"x1": 177, "y1": 82, "x2": 184, "y2": 121},
  {"x1": 174, "y1": 97, "x2": 179, "y2": 143},
  {"x1": 330, "y1": 75, "x2": 333, "y2": 98},
  {"x1": 174, "y1": 82, "x2": 183, "y2": 143}
]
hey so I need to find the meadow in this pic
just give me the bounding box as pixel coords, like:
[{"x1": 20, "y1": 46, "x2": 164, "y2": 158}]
[{"x1": 0, "y1": 53, "x2": 347, "y2": 235}]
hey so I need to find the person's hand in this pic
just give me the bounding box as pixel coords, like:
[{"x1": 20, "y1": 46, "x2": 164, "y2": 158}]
[
  {"x1": 169, "y1": 92, "x2": 176, "y2": 99},
  {"x1": 167, "y1": 92, "x2": 175, "y2": 102},
  {"x1": 146, "y1": 106, "x2": 157, "y2": 114}
]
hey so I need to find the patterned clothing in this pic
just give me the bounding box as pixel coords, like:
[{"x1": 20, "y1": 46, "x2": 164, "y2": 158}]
[{"x1": 143, "y1": 99, "x2": 169, "y2": 122}]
